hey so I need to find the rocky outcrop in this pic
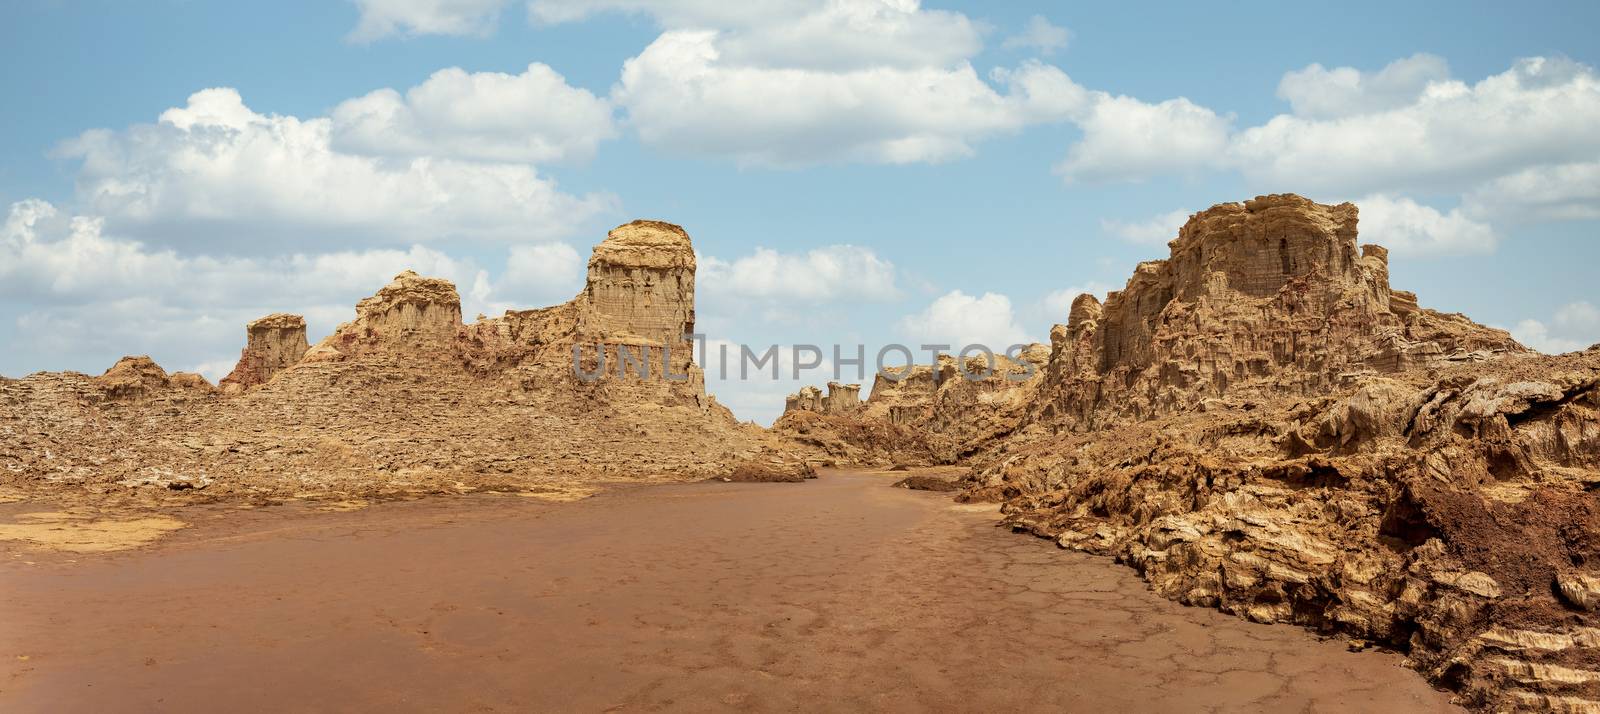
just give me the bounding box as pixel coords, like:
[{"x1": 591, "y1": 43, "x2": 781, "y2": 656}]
[
  {"x1": 773, "y1": 348, "x2": 1050, "y2": 466},
  {"x1": 784, "y1": 382, "x2": 862, "y2": 416},
  {"x1": 98, "y1": 356, "x2": 214, "y2": 403},
  {"x1": 0, "y1": 220, "x2": 785, "y2": 499},
  {"x1": 1032, "y1": 194, "x2": 1522, "y2": 431},
  {"x1": 220, "y1": 314, "x2": 309, "y2": 392},
  {"x1": 959, "y1": 195, "x2": 1596, "y2": 711},
  {"x1": 303, "y1": 271, "x2": 463, "y2": 362}
]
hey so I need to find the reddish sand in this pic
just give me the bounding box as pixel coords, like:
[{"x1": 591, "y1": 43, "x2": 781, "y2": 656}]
[{"x1": 0, "y1": 470, "x2": 1458, "y2": 712}]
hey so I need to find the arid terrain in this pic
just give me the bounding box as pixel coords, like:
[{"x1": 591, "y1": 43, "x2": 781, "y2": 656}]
[
  {"x1": 3, "y1": 195, "x2": 1598, "y2": 711},
  {"x1": 1, "y1": 470, "x2": 1455, "y2": 712}
]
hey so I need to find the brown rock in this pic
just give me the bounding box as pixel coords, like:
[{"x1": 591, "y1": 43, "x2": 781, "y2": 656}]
[
  {"x1": 952, "y1": 195, "x2": 1597, "y2": 711},
  {"x1": 219, "y1": 313, "x2": 309, "y2": 392}
]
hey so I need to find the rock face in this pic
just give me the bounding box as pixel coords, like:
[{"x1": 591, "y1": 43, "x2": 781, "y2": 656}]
[
  {"x1": 219, "y1": 314, "x2": 309, "y2": 392},
  {"x1": 1036, "y1": 194, "x2": 1521, "y2": 429},
  {"x1": 0, "y1": 220, "x2": 786, "y2": 499},
  {"x1": 953, "y1": 195, "x2": 1597, "y2": 711},
  {"x1": 773, "y1": 348, "x2": 1050, "y2": 467},
  {"x1": 784, "y1": 382, "x2": 861, "y2": 416},
  {"x1": 98, "y1": 356, "x2": 214, "y2": 403}
]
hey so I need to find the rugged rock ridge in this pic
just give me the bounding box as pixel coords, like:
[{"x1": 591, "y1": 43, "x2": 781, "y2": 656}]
[
  {"x1": 784, "y1": 382, "x2": 861, "y2": 415},
  {"x1": 220, "y1": 314, "x2": 309, "y2": 392},
  {"x1": 1034, "y1": 194, "x2": 1522, "y2": 431},
  {"x1": 773, "y1": 348, "x2": 1050, "y2": 466},
  {"x1": 958, "y1": 195, "x2": 1598, "y2": 711},
  {"x1": 0, "y1": 220, "x2": 783, "y2": 499},
  {"x1": 98, "y1": 356, "x2": 213, "y2": 403}
]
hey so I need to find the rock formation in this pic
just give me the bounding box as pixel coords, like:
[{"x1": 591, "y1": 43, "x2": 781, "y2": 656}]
[
  {"x1": 219, "y1": 314, "x2": 309, "y2": 392},
  {"x1": 768, "y1": 194, "x2": 1597, "y2": 708},
  {"x1": 0, "y1": 220, "x2": 791, "y2": 500},
  {"x1": 784, "y1": 382, "x2": 861, "y2": 415},
  {"x1": 951, "y1": 195, "x2": 1597, "y2": 711},
  {"x1": 1032, "y1": 194, "x2": 1521, "y2": 430},
  {"x1": 4, "y1": 195, "x2": 1596, "y2": 709},
  {"x1": 773, "y1": 347, "x2": 1051, "y2": 466}
]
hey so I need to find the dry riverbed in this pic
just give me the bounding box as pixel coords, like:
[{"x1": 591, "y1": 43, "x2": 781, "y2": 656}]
[{"x1": 0, "y1": 470, "x2": 1457, "y2": 712}]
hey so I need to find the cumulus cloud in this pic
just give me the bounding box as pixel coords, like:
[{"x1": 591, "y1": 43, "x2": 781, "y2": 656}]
[
  {"x1": 58, "y1": 88, "x2": 615, "y2": 250},
  {"x1": 529, "y1": 0, "x2": 811, "y2": 28},
  {"x1": 1232, "y1": 57, "x2": 1600, "y2": 195},
  {"x1": 1463, "y1": 161, "x2": 1600, "y2": 222},
  {"x1": 1276, "y1": 53, "x2": 1451, "y2": 119},
  {"x1": 1055, "y1": 95, "x2": 1232, "y2": 182},
  {"x1": 564, "y1": 0, "x2": 1098, "y2": 167},
  {"x1": 699, "y1": 245, "x2": 898, "y2": 302},
  {"x1": 1355, "y1": 195, "x2": 1497, "y2": 256},
  {"x1": 1002, "y1": 15, "x2": 1071, "y2": 55},
  {"x1": 1512, "y1": 301, "x2": 1600, "y2": 355},
  {"x1": 535, "y1": 0, "x2": 980, "y2": 70},
  {"x1": 0, "y1": 199, "x2": 587, "y2": 378},
  {"x1": 614, "y1": 31, "x2": 1092, "y2": 166},
  {"x1": 897, "y1": 290, "x2": 1032, "y2": 349},
  {"x1": 331, "y1": 63, "x2": 616, "y2": 163},
  {"x1": 1100, "y1": 209, "x2": 1191, "y2": 246},
  {"x1": 492, "y1": 242, "x2": 585, "y2": 307},
  {"x1": 348, "y1": 0, "x2": 509, "y2": 42}
]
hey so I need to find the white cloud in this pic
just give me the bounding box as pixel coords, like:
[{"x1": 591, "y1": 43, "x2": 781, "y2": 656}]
[
  {"x1": 1463, "y1": 161, "x2": 1600, "y2": 222},
  {"x1": 529, "y1": 0, "x2": 809, "y2": 28},
  {"x1": 1232, "y1": 57, "x2": 1600, "y2": 195},
  {"x1": 1512, "y1": 301, "x2": 1600, "y2": 354},
  {"x1": 331, "y1": 63, "x2": 615, "y2": 164},
  {"x1": 348, "y1": 0, "x2": 509, "y2": 42},
  {"x1": 1355, "y1": 194, "x2": 1497, "y2": 256},
  {"x1": 0, "y1": 198, "x2": 590, "y2": 378},
  {"x1": 700, "y1": 245, "x2": 898, "y2": 302},
  {"x1": 1002, "y1": 15, "x2": 1071, "y2": 55},
  {"x1": 492, "y1": 242, "x2": 584, "y2": 307},
  {"x1": 897, "y1": 290, "x2": 1032, "y2": 349},
  {"x1": 614, "y1": 31, "x2": 1091, "y2": 166},
  {"x1": 1100, "y1": 209, "x2": 1190, "y2": 246},
  {"x1": 578, "y1": 0, "x2": 1096, "y2": 167},
  {"x1": 1276, "y1": 53, "x2": 1451, "y2": 119},
  {"x1": 535, "y1": 0, "x2": 981, "y2": 70},
  {"x1": 59, "y1": 87, "x2": 615, "y2": 250},
  {"x1": 1055, "y1": 95, "x2": 1232, "y2": 182}
]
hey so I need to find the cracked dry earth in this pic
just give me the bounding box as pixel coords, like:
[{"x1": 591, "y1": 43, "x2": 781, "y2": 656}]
[{"x1": 0, "y1": 471, "x2": 1455, "y2": 712}]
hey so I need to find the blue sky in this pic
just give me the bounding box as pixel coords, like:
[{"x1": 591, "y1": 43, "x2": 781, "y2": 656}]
[{"x1": 3, "y1": 0, "x2": 1597, "y2": 423}]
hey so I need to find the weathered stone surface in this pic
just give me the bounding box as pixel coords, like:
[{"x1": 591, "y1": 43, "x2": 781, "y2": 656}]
[
  {"x1": 783, "y1": 382, "x2": 862, "y2": 416},
  {"x1": 0, "y1": 220, "x2": 790, "y2": 500},
  {"x1": 220, "y1": 313, "x2": 309, "y2": 393},
  {"x1": 953, "y1": 195, "x2": 1598, "y2": 711},
  {"x1": 773, "y1": 347, "x2": 1050, "y2": 466}
]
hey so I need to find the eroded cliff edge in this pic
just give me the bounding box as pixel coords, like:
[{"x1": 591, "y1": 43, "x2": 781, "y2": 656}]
[
  {"x1": 0, "y1": 220, "x2": 798, "y2": 500},
  {"x1": 769, "y1": 194, "x2": 1600, "y2": 710}
]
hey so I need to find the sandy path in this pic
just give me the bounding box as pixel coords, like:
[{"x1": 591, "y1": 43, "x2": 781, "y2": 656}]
[{"x1": 0, "y1": 470, "x2": 1457, "y2": 712}]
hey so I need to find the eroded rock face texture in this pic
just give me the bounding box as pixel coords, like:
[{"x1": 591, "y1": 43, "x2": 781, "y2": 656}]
[
  {"x1": 219, "y1": 314, "x2": 310, "y2": 393},
  {"x1": 956, "y1": 195, "x2": 1599, "y2": 711},
  {"x1": 774, "y1": 348, "x2": 1051, "y2": 466},
  {"x1": 1037, "y1": 194, "x2": 1522, "y2": 429},
  {"x1": 769, "y1": 194, "x2": 1598, "y2": 708},
  {"x1": 0, "y1": 220, "x2": 780, "y2": 499}
]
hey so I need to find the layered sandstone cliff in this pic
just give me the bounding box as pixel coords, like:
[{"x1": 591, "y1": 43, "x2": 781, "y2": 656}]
[
  {"x1": 0, "y1": 220, "x2": 786, "y2": 499},
  {"x1": 955, "y1": 195, "x2": 1597, "y2": 711},
  {"x1": 774, "y1": 347, "x2": 1050, "y2": 466},
  {"x1": 1031, "y1": 194, "x2": 1521, "y2": 431},
  {"x1": 219, "y1": 314, "x2": 309, "y2": 392},
  {"x1": 784, "y1": 382, "x2": 861, "y2": 415}
]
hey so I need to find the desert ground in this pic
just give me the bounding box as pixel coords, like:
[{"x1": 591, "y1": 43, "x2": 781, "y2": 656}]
[{"x1": 1, "y1": 469, "x2": 1455, "y2": 712}]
